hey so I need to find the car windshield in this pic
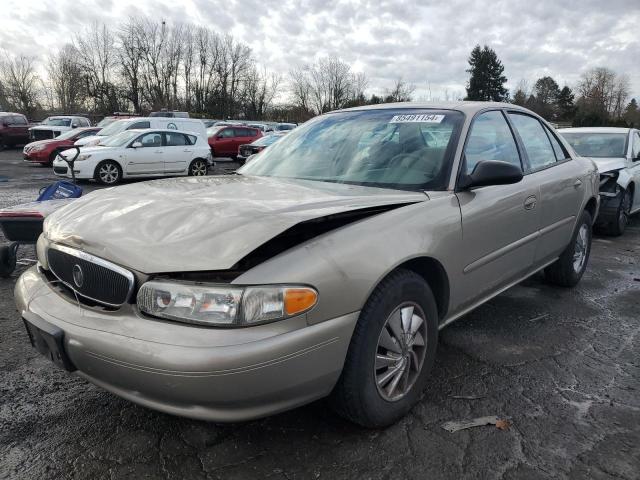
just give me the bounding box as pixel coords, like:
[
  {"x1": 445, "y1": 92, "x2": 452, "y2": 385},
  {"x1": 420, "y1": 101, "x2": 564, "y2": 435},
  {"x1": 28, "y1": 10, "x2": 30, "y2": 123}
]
[
  {"x1": 97, "y1": 117, "x2": 116, "y2": 128},
  {"x1": 275, "y1": 124, "x2": 295, "y2": 131},
  {"x1": 98, "y1": 130, "x2": 139, "y2": 147},
  {"x1": 561, "y1": 132, "x2": 628, "y2": 158},
  {"x1": 240, "y1": 109, "x2": 463, "y2": 191},
  {"x1": 56, "y1": 129, "x2": 85, "y2": 140},
  {"x1": 207, "y1": 126, "x2": 224, "y2": 137},
  {"x1": 252, "y1": 134, "x2": 284, "y2": 146},
  {"x1": 43, "y1": 118, "x2": 71, "y2": 127},
  {"x1": 98, "y1": 119, "x2": 131, "y2": 136}
]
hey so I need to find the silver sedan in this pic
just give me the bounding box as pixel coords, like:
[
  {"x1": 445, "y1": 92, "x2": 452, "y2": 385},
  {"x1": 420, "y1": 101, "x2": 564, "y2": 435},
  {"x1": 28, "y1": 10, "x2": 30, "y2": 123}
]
[{"x1": 15, "y1": 102, "x2": 599, "y2": 427}]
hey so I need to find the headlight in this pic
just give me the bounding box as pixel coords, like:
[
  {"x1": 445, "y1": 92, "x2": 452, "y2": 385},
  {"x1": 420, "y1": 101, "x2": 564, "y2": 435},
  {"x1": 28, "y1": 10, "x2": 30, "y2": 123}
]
[
  {"x1": 32, "y1": 144, "x2": 46, "y2": 152},
  {"x1": 137, "y1": 280, "x2": 318, "y2": 327},
  {"x1": 76, "y1": 154, "x2": 92, "y2": 161}
]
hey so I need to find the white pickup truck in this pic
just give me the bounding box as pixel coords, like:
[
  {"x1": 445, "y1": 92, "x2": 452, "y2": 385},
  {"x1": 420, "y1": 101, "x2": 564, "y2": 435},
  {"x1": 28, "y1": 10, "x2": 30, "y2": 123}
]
[{"x1": 29, "y1": 116, "x2": 92, "y2": 141}]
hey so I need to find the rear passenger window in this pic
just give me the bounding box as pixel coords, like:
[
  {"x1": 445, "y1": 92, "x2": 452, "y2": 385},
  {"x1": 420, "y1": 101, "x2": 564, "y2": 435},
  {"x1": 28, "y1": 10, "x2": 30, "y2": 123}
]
[
  {"x1": 235, "y1": 128, "x2": 249, "y2": 137},
  {"x1": 545, "y1": 126, "x2": 569, "y2": 161},
  {"x1": 508, "y1": 113, "x2": 557, "y2": 171},
  {"x1": 186, "y1": 134, "x2": 197, "y2": 145},
  {"x1": 165, "y1": 133, "x2": 188, "y2": 146},
  {"x1": 464, "y1": 111, "x2": 521, "y2": 174}
]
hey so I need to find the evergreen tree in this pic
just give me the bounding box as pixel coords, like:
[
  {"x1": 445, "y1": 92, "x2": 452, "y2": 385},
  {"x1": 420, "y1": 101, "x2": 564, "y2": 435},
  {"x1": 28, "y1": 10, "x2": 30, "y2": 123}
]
[
  {"x1": 557, "y1": 86, "x2": 575, "y2": 121},
  {"x1": 465, "y1": 45, "x2": 508, "y2": 101},
  {"x1": 623, "y1": 98, "x2": 639, "y2": 127}
]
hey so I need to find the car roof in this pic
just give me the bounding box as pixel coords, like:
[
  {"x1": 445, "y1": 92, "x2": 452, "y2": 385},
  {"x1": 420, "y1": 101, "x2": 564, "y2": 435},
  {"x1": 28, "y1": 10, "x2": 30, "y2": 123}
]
[
  {"x1": 126, "y1": 128, "x2": 200, "y2": 135},
  {"x1": 337, "y1": 101, "x2": 530, "y2": 115},
  {"x1": 557, "y1": 127, "x2": 632, "y2": 134}
]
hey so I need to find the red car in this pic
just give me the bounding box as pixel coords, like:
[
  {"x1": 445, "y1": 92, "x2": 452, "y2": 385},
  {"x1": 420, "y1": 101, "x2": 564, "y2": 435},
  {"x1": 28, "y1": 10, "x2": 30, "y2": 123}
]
[
  {"x1": 23, "y1": 127, "x2": 101, "y2": 165},
  {"x1": 207, "y1": 126, "x2": 262, "y2": 158},
  {"x1": 0, "y1": 112, "x2": 30, "y2": 149}
]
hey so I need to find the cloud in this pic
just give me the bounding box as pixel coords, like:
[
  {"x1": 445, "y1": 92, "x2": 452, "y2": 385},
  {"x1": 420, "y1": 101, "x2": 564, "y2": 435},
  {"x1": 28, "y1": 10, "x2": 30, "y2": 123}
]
[{"x1": 1, "y1": 0, "x2": 638, "y2": 99}]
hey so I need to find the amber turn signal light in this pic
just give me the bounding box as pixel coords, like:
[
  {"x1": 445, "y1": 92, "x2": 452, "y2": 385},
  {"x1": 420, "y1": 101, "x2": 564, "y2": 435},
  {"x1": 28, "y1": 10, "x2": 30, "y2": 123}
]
[{"x1": 284, "y1": 288, "x2": 318, "y2": 316}]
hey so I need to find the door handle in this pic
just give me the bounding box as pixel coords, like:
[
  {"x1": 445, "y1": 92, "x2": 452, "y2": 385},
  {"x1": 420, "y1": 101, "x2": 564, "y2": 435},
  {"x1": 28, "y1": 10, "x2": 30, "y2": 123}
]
[
  {"x1": 524, "y1": 195, "x2": 537, "y2": 210},
  {"x1": 154, "y1": 150, "x2": 163, "y2": 154},
  {"x1": 573, "y1": 179, "x2": 583, "y2": 188}
]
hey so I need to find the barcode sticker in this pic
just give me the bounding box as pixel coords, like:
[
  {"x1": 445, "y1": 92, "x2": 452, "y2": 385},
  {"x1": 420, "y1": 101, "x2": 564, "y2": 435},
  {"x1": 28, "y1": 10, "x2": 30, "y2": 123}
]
[{"x1": 389, "y1": 114, "x2": 445, "y2": 124}]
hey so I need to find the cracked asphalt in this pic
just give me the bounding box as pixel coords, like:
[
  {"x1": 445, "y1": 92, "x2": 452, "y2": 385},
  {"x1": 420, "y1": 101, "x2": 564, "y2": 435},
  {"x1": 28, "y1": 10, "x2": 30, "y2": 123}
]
[{"x1": 1, "y1": 147, "x2": 639, "y2": 480}]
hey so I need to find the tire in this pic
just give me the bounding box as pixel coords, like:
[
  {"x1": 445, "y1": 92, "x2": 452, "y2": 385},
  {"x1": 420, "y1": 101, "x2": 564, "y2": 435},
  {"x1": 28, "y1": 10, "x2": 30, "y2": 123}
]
[
  {"x1": 94, "y1": 160, "x2": 122, "y2": 185},
  {"x1": 0, "y1": 244, "x2": 17, "y2": 278},
  {"x1": 188, "y1": 158, "x2": 208, "y2": 176},
  {"x1": 330, "y1": 269, "x2": 439, "y2": 428},
  {"x1": 603, "y1": 188, "x2": 632, "y2": 237},
  {"x1": 545, "y1": 210, "x2": 592, "y2": 287}
]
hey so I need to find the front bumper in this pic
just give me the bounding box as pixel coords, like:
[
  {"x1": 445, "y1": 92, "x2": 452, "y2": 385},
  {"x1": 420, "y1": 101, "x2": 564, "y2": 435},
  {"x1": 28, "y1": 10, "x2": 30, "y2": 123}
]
[
  {"x1": 23, "y1": 149, "x2": 50, "y2": 163},
  {"x1": 52, "y1": 158, "x2": 94, "y2": 179},
  {"x1": 15, "y1": 266, "x2": 357, "y2": 421}
]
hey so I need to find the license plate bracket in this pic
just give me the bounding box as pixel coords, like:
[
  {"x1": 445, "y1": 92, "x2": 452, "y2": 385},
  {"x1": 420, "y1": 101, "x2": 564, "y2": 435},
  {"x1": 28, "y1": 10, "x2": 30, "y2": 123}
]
[{"x1": 23, "y1": 313, "x2": 76, "y2": 372}]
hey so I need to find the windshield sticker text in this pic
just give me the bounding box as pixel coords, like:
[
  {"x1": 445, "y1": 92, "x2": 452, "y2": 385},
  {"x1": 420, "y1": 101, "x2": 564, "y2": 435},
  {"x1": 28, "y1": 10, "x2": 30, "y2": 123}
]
[{"x1": 389, "y1": 114, "x2": 445, "y2": 124}]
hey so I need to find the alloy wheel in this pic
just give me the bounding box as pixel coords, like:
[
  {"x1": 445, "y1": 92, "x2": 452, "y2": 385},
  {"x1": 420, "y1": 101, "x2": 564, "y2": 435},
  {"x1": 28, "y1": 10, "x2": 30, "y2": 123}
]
[
  {"x1": 618, "y1": 190, "x2": 632, "y2": 232},
  {"x1": 374, "y1": 302, "x2": 428, "y2": 402},
  {"x1": 573, "y1": 223, "x2": 589, "y2": 273},
  {"x1": 99, "y1": 163, "x2": 119, "y2": 184},
  {"x1": 191, "y1": 160, "x2": 207, "y2": 176}
]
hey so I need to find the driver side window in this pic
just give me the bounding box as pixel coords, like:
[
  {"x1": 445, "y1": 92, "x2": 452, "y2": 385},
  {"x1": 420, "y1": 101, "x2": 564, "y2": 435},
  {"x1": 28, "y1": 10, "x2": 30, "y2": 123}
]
[
  {"x1": 464, "y1": 111, "x2": 521, "y2": 174},
  {"x1": 632, "y1": 132, "x2": 640, "y2": 159}
]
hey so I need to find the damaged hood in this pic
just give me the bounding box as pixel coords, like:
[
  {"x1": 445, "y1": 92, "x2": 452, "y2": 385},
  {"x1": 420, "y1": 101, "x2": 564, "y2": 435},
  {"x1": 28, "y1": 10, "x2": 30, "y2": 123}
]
[
  {"x1": 44, "y1": 175, "x2": 427, "y2": 273},
  {"x1": 585, "y1": 157, "x2": 627, "y2": 174}
]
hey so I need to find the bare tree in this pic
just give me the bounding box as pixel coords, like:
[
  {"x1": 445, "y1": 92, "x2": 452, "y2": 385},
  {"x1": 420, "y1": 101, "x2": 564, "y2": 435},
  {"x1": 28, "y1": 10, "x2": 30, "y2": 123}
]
[
  {"x1": 0, "y1": 52, "x2": 41, "y2": 115},
  {"x1": 242, "y1": 67, "x2": 282, "y2": 119},
  {"x1": 385, "y1": 77, "x2": 414, "y2": 102},
  {"x1": 46, "y1": 44, "x2": 85, "y2": 112},
  {"x1": 117, "y1": 19, "x2": 145, "y2": 113},
  {"x1": 74, "y1": 22, "x2": 119, "y2": 113},
  {"x1": 577, "y1": 67, "x2": 630, "y2": 120}
]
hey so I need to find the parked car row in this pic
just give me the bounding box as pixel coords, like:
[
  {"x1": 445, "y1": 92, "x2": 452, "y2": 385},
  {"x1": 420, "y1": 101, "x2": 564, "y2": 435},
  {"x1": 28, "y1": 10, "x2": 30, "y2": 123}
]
[{"x1": 15, "y1": 101, "x2": 605, "y2": 428}]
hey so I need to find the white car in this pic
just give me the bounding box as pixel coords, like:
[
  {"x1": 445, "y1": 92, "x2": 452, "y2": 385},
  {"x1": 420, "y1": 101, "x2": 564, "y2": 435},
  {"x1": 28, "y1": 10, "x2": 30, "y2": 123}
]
[
  {"x1": 29, "y1": 116, "x2": 91, "y2": 141},
  {"x1": 559, "y1": 127, "x2": 640, "y2": 235},
  {"x1": 53, "y1": 129, "x2": 212, "y2": 185},
  {"x1": 75, "y1": 117, "x2": 207, "y2": 147}
]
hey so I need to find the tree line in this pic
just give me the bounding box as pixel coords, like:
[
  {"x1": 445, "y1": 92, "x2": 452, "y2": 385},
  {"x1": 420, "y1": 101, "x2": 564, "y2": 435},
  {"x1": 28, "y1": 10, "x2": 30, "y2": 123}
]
[
  {"x1": 465, "y1": 44, "x2": 639, "y2": 127},
  {"x1": 0, "y1": 22, "x2": 637, "y2": 127}
]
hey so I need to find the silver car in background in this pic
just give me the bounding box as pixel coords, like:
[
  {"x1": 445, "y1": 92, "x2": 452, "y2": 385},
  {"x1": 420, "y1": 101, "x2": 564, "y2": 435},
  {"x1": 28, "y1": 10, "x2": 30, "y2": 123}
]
[
  {"x1": 559, "y1": 127, "x2": 640, "y2": 236},
  {"x1": 15, "y1": 102, "x2": 599, "y2": 427}
]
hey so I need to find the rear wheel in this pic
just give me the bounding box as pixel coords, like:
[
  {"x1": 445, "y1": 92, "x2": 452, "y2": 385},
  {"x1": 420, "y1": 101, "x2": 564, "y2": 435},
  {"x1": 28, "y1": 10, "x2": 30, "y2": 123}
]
[
  {"x1": 94, "y1": 160, "x2": 122, "y2": 185},
  {"x1": 545, "y1": 210, "x2": 592, "y2": 287},
  {"x1": 189, "y1": 159, "x2": 208, "y2": 176},
  {"x1": 330, "y1": 269, "x2": 439, "y2": 428}
]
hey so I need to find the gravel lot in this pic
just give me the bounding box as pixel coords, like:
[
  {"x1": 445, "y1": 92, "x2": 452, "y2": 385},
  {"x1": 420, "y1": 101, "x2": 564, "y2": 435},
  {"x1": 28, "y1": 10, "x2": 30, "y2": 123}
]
[{"x1": 1, "y1": 147, "x2": 639, "y2": 480}]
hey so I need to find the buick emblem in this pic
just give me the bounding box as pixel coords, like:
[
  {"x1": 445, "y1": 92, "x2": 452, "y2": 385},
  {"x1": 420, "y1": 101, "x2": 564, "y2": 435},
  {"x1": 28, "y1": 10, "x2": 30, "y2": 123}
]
[{"x1": 72, "y1": 264, "x2": 84, "y2": 288}]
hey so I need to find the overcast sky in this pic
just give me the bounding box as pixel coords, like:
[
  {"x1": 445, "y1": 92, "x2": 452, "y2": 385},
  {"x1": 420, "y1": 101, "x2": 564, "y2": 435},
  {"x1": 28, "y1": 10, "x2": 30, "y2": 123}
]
[{"x1": 2, "y1": 0, "x2": 639, "y2": 101}]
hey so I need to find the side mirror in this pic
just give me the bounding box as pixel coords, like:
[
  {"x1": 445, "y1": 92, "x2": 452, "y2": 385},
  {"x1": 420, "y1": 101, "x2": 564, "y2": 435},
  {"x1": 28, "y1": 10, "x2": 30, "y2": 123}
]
[
  {"x1": 459, "y1": 160, "x2": 523, "y2": 190},
  {"x1": 131, "y1": 141, "x2": 142, "y2": 148}
]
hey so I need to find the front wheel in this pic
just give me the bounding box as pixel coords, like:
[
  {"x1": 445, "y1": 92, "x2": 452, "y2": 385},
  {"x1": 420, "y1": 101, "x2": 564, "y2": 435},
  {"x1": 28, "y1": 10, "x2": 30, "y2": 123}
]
[
  {"x1": 330, "y1": 269, "x2": 439, "y2": 428},
  {"x1": 545, "y1": 210, "x2": 592, "y2": 287},
  {"x1": 94, "y1": 160, "x2": 122, "y2": 185},
  {"x1": 189, "y1": 159, "x2": 208, "y2": 176},
  {"x1": 605, "y1": 188, "x2": 632, "y2": 237}
]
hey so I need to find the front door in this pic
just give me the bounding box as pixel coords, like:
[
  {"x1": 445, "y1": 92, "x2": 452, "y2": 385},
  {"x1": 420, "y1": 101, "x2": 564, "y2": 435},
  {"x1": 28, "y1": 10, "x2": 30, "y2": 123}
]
[
  {"x1": 454, "y1": 110, "x2": 540, "y2": 311},
  {"x1": 630, "y1": 130, "x2": 640, "y2": 212},
  {"x1": 125, "y1": 131, "x2": 164, "y2": 175}
]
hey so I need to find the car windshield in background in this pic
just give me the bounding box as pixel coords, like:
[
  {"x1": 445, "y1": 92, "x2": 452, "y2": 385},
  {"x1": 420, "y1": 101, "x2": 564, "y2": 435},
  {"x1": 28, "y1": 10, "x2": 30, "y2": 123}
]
[
  {"x1": 240, "y1": 109, "x2": 463, "y2": 191},
  {"x1": 55, "y1": 129, "x2": 83, "y2": 140},
  {"x1": 98, "y1": 120, "x2": 130, "y2": 136},
  {"x1": 96, "y1": 117, "x2": 117, "y2": 128},
  {"x1": 561, "y1": 132, "x2": 627, "y2": 158},
  {"x1": 98, "y1": 130, "x2": 139, "y2": 147},
  {"x1": 207, "y1": 126, "x2": 224, "y2": 137},
  {"x1": 252, "y1": 134, "x2": 284, "y2": 146},
  {"x1": 44, "y1": 118, "x2": 71, "y2": 127}
]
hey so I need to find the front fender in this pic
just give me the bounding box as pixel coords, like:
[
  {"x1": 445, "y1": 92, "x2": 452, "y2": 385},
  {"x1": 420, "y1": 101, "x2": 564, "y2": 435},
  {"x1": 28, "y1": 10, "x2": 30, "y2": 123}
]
[{"x1": 616, "y1": 169, "x2": 633, "y2": 190}]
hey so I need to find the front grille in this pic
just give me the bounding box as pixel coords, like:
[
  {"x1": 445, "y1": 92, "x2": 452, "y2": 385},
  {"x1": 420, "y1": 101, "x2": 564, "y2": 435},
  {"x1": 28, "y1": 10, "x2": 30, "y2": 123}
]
[
  {"x1": 47, "y1": 244, "x2": 134, "y2": 307},
  {"x1": 53, "y1": 166, "x2": 68, "y2": 175},
  {"x1": 31, "y1": 130, "x2": 55, "y2": 140}
]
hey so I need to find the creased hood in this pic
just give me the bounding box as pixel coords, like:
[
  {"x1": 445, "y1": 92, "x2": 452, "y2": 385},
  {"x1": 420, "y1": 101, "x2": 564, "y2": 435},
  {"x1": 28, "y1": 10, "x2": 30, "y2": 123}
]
[
  {"x1": 44, "y1": 175, "x2": 427, "y2": 273},
  {"x1": 585, "y1": 157, "x2": 627, "y2": 174}
]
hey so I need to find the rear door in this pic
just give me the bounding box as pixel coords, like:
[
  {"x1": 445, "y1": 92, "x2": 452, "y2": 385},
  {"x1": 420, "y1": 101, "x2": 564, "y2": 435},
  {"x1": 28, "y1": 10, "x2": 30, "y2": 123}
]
[
  {"x1": 506, "y1": 112, "x2": 584, "y2": 265},
  {"x1": 455, "y1": 110, "x2": 540, "y2": 310},
  {"x1": 163, "y1": 132, "x2": 192, "y2": 173},
  {"x1": 124, "y1": 131, "x2": 164, "y2": 175}
]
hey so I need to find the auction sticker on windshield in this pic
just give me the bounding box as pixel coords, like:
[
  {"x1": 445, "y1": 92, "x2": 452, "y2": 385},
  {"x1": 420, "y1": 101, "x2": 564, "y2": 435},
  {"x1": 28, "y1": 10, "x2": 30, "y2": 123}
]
[{"x1": 389, "y1": 114, "x2": 445, "y2": 123}]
